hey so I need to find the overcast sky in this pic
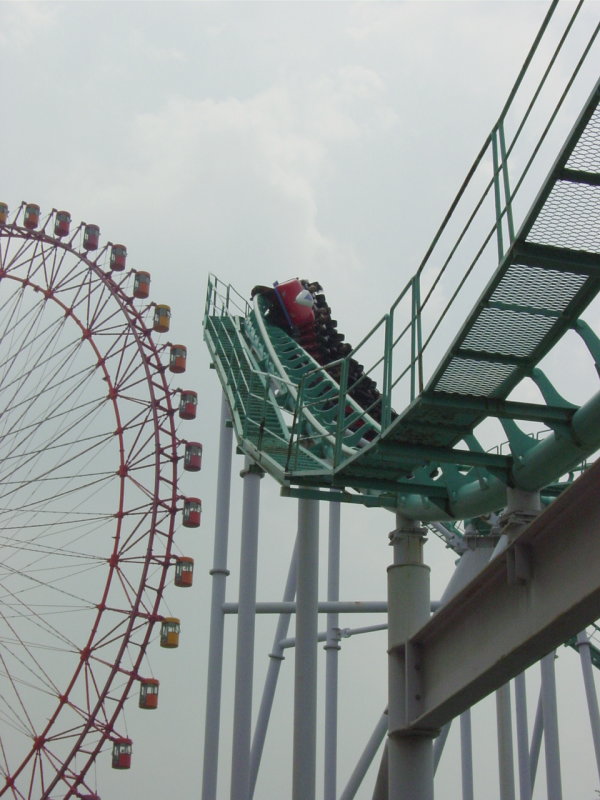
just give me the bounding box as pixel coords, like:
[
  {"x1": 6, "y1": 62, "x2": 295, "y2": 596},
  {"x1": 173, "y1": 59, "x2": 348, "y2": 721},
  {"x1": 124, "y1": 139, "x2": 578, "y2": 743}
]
[{"x1": 2, "y1": 1, "x2": 600, "y2": 798}]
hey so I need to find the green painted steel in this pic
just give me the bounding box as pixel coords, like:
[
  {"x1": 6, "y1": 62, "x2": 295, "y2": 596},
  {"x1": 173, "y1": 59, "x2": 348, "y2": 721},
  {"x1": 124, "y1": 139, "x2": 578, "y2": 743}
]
[
  {"x1": 204, "y1": 285, "x2": 329, "y2": 480},
  {"x1": 203, "y1": 14, "x2": 600, "y2": 521}
]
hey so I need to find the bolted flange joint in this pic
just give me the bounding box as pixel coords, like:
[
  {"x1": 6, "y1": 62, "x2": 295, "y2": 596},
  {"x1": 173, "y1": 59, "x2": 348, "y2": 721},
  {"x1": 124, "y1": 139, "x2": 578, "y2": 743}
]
[{"x1": 239, "y1": 462, "x2": 265, "y2": 478}]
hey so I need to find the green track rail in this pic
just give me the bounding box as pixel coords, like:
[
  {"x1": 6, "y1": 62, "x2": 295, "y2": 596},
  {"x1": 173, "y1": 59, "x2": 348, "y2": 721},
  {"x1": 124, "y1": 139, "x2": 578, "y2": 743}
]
[{"x1": 204, "y1": 309, "x2": 329, "y2": 479}]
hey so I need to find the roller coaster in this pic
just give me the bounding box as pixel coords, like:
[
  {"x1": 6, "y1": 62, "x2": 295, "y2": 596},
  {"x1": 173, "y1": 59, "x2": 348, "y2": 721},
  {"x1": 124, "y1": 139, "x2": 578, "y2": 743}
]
[{"x1": 202, "y1": 3, "x2": 600, "y2": 798}]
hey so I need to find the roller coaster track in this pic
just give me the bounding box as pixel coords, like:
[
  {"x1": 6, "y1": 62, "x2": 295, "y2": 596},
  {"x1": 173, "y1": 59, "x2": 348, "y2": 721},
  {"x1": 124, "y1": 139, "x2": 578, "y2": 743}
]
[
  {"x1": 200, "y1": 13, "x2": 600, "y2": 800},
  {"x1": 204, "y1": 9, "x2": 600, "y2": 524}
]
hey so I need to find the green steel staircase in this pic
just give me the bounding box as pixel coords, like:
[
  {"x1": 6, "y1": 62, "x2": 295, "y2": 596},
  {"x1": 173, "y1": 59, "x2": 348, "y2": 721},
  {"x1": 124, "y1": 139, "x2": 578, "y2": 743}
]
[{"x1": 204, "y1": 13, "x2": 600, "y2": 522}]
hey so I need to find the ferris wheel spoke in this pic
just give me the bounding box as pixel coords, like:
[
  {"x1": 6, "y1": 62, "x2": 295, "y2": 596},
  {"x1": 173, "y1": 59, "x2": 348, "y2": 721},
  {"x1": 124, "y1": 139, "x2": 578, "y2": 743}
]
[
  {"x1": 31, "y1": 755, "x2": 45, "y2": 800},
  {"x1": 0, "y1": 324, "x2": 86, "y2": 443},
  {"x1": 0, "y1": 324, "x2": 79, "y2": 393},
  {"x1": 0, "y1": 340, "x2": 90, "y2": 428},
  {"x1": 0, "y1": 277, "x2": 40, "y2": 335},
  {"x1": 0, "y1": 432, "x2": 115, "y2": 502},
  {"x1": 3, "y1": 392, "x2": 108, "y2": 459},
  {"x1": 115, "y1": 512, "x2": 157, "y2": 558},
  {"x1": 45, "y1": 253, "x2": 92, "y2": 299},
  {"x1": 46, "y1": 242, "x2": 74, "y2": 293},
  {"x1": 120, "y1": 411, "x2": 157, "y2": 467},
  {"x1": 0, "y1": 296, "x2": 50, "y2": 397},
  {"x1": 0, "y1": 395, "x2": 107, "y2": 466},
  {"x1": 0, "y1": 301, "x2": 72, "y2": 388},
  {"x1": 0, "y1": 442, "x2": 113, "y2": 507},
  {"x1": 0, "y1": 586, "x2": 86, "y2": 658},
  {"x1": 0, "y1": 232, "x2": 36, "y2": 276},
  {"x1": 95, "y1": 324, "x2": 133, "y2": 375},
  {"x1": 3, "y1": 429, "x2": 112, "y2": 463},
  {"x1": 0, "y1": 429, "x2": 113, "y2": 484},
  {"x1": 0, "y1": 645, "x2": 45, "y2": 734},
  {"x1": 84, "y1": 278, "x2": 125, "y2": 334},
  {"x1": 104, "y1": 331, "x2": 150, "y2": 390},
  {"x1": 0, "y1": 534, "x2": 100, "y2": 561},
  {"x1": 30, "y1": 239, "x2": 66, "y2": 292},
  {"x1": 0, "y1": 554, "x2": 103, "y2": 610}
]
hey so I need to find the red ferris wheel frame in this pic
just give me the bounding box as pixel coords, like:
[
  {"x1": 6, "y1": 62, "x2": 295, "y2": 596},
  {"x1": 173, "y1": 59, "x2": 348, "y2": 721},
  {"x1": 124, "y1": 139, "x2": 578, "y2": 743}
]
[{"x1": 0, "y1": 203, "x2": 188, "y2": 799}]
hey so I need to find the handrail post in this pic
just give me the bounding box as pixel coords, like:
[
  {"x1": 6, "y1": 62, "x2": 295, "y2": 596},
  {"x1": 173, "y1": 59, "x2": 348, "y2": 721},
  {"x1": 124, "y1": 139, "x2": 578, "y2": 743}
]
[
  {"x1": 415, "y1": 276, "x2": 423, "y2": 394},
  {"x1": 286, "y1": 378, "x2": 305, "y2": 473},
  {"x1": 382, "y1": 314, "x2": 393, "y2": 429},
  {"x1": 491, "y1": 128, "x2": 505, "y2": 262},
  {"x1": 334, "y1": 358, "x2": 349, "y2": 467},
  {"x1": 410, "y1": 277, "x2": 423, "y2": 401},
  {"x1": 498, "y1": 121, "x2": 515, "y2": 244}
]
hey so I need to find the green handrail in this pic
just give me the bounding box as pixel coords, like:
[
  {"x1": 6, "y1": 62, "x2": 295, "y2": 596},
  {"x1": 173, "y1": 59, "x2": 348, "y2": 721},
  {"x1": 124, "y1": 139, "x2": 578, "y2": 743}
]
[{"x1": 286, "y1": 4, "x2": 598, "y2": 442}]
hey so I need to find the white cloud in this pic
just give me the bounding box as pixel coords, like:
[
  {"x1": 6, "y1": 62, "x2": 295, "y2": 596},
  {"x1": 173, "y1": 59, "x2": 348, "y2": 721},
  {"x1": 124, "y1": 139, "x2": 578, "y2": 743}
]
[
  {"x1": 0, "y1": 1, "x2": 60, "y2": 48},
  {"x1": 72, "y1": 65, "x2": 401, "y2": 287}
]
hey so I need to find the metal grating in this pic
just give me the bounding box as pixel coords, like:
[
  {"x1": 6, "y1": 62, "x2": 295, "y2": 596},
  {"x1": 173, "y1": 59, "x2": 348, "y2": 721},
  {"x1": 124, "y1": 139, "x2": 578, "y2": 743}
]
[
  {"x1": 434, "y1": 357, "x2": 516, "y2": 396},
  {"x1": 490, "y1": 264, "x2": 588, "y2": 310},
  {"x1": 526, "y1": 181, "x2": 600, "y2": 253},
  {"x1": 566, "y1": 103, "x2": 600, "y2": 172},
  {"x1": 463, "y1": 307, "x2": 555, "y2": 358}
]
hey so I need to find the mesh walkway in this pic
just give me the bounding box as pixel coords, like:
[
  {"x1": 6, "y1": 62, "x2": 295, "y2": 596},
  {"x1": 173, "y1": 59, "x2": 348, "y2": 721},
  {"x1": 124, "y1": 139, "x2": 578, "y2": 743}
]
[{"x1": 204, "y1": 9, "x2": 600, "y2": 520}]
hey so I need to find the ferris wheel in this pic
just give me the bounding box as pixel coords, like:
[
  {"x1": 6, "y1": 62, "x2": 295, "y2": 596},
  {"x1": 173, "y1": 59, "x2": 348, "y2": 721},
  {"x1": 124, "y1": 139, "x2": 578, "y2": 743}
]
[{"x1": 0, "y1": 202, "x2": 201, "y2": 799}]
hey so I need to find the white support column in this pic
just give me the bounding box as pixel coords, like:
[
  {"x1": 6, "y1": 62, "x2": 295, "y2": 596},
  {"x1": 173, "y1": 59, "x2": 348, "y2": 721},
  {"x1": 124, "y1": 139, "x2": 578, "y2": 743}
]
[
  {"x1": 540, "y1": 652, "x2": 562, "y2": 800},
  {"x1": 372, "y1": 742, "x2": 388, "y2": 800},
  {"x1": 324, "y1": 500, "x2": 341, "y2": 800},
  {"x1": 339, "y1": 712, "x2": 388, "y2": 800},
  {"x1": 293, "y1": 498, "x2": 319, "y2": 800},
  {"x1": 514, "y1": 672, "x2": 531, "y2": 800},
  {"x1": 202, "y1": 393, "x2": 234, "y2": 800},
  {"x1": 432, "y1": 722, "x2": 450, "y2": 773},
  {"x1": 387, "y1": 514, "x2": 435, "y2": 800},
  {"x1": 529, "y1": 691, "x2": 544, "y2": 793},
  {"x1": 438, "y1": 534, "x2": 498, "y2": 605},
  {"x1": 492, "y1": 488, "x2": 539, "y2": 800},
  {"x1": 249, "y1": 540, "x2": 298, "y2": 797},
  {"x1": 230, "y1": 459, "x2": 263, "y2": 800},
  {"x1": 492, "y1": 487, "x2": 540, "y2": 558},
  {"x1": 460, "y1": 711, "x2": 474, "y2": 800},
  {"x1": 496, "y1": 682, "x2": 516, "y2": 800},
  {"x1": 576, "y1": 631, "x2": 600, "y2": 781}
]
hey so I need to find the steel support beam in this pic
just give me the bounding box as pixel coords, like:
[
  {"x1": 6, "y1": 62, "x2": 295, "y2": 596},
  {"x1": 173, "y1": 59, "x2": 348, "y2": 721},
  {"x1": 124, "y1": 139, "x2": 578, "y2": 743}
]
[
  {"x1": 540, "y1": 652, "x2": 563, "y2": 800},
  {"x1": 460, "y1": 711, "x2": 474, "y2": 800},
  {"x1": 230, "y1": 460, "x2": 263, "y2": 800},
  {"x1": 339, "y1": 712, "x2": 388, "y2": 800},
  {"x1": 400, "y1": 460, "x2": 600, "y2": 732},
  {"x1": 293, "y1": 498, "x2": 319, "y2": 800},
  {"x1": 576, "y1": 631, "x2": 600, "y2": 782},
  {"x1": 223, "y1": 601, "x2": 388, "y2": 614},
  {"x1": 496, "y1": 683, "x2": 516, "y2": 800},
  {"x1": 387, "y1": 515, "x2": 435, "y2": 800},
  {"x1": 324, "y1": 500, "x2": 341, "y2": 800},
  {"x1": 202, "y1": 394, "x2": 234, "y2": 800},
  {"x1": 249, "y1": 540, "x2": 297, "y2": 798},
  {"x1": 514, "y1": 672, "x2": 532, "y2": 800}
]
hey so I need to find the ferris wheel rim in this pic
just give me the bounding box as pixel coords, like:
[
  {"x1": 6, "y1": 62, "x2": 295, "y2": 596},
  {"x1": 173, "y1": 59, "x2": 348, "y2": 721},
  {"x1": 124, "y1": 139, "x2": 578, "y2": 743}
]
[{"x1": 0, "y1": 211, "x2": 181, "y2": 800}]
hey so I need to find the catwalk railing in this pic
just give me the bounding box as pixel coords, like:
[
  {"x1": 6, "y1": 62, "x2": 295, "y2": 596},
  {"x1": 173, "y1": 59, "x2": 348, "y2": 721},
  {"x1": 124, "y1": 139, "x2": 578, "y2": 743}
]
[{"x1": 204, "y1": 1, "x2": 600, "y2": 520}]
